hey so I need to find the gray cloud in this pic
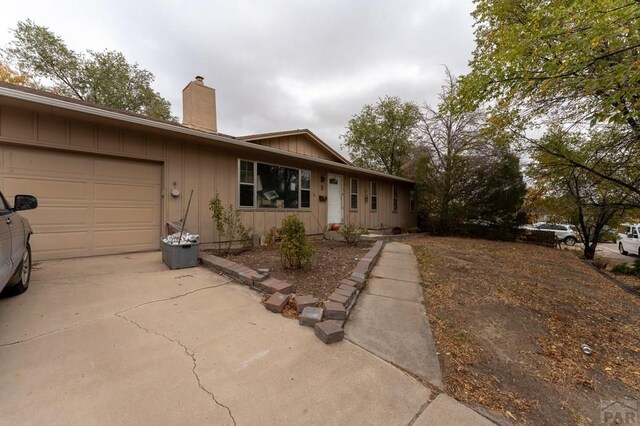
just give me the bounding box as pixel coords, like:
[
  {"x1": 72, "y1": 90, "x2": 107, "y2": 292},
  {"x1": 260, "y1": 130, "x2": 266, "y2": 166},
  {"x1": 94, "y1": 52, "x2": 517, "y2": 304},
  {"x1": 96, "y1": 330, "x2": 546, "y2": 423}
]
[{"x1": 0, "y1": 0, "x2": 476, "y2": 156}]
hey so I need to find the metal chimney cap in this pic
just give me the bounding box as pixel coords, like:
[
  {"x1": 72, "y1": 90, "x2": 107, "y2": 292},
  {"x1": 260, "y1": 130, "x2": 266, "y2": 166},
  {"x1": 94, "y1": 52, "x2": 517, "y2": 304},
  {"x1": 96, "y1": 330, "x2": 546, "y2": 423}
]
[{"x1": 195, "y1": 76, "x2": 204, "y2": 83}]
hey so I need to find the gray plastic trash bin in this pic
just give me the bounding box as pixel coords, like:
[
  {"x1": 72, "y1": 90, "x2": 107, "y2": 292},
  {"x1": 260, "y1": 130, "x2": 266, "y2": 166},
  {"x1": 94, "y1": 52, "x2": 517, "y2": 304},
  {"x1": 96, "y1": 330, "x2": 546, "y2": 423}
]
[{"x1": 161, "y1": 240, "x2": 199, "y2": 269}]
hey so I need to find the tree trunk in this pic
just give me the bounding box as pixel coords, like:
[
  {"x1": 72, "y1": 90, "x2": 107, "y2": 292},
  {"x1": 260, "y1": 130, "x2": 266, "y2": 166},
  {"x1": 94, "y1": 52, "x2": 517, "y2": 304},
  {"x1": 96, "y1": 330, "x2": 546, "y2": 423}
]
[{"x1": 583, "y1": 244, "x2": 597, "y2": 260}]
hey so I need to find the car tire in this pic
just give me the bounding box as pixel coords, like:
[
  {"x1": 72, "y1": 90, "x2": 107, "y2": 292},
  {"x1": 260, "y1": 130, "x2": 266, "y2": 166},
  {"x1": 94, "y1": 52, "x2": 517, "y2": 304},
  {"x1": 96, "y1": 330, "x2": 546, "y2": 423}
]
[
  {"x1": 619, "y1": 243, "x2": 628, "y2": 256},
  {"x1": 564, "y1": 236, "x2": 577, "y2": 246},
  {"x1": 4, "y1": 243, "x2": 31, "y2": 296}
]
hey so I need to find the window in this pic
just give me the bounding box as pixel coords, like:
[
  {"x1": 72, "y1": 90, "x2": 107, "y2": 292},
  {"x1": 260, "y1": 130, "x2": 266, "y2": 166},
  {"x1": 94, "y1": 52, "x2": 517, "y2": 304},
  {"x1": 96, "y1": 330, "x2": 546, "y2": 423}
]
[
  {"x1": 350, "y1": 178, "x2": 358, "y2": 210},
  {"x1": 392, "y1": 185, "x2": 398, "y2": 212},
  {"x1": 370, "y1": 181, "x2": 377, "y2": 212},
  {"x1": 301, "y1": 170, "x2": 311, "y2": 208},
  {"x1": 239, "y1": 160, "x2": 311, "y2": 209},
  {"x1": 409, "y1": 189, "x2": 415, "y2": 212},
  {"x1": 239, "y1": 160, "x2": 254, "y2": 207}
]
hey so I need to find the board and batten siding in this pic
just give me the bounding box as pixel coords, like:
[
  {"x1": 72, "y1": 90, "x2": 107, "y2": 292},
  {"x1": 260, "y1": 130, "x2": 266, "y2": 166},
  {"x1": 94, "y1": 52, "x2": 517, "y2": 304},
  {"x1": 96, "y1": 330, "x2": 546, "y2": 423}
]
[
  {"x1": 0, "y1": 105, "x2": 415, "y2": 252},
  {"x1": 247, "y1": 134, "x2": 335, "y2": 162}
]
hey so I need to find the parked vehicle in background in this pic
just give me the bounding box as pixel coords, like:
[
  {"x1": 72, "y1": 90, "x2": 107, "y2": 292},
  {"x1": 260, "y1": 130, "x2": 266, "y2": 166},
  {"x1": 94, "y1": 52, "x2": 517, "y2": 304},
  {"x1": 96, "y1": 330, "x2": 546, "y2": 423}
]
[
  {"x1": 533, "y1": 223, "x2": 579, "y2": 245},
  {"x1": 1, "y1": 190, "x2": 38, "y2": 295},
  {"x1": 618, "y1": 223, "x2": 640, "y2": 256}
]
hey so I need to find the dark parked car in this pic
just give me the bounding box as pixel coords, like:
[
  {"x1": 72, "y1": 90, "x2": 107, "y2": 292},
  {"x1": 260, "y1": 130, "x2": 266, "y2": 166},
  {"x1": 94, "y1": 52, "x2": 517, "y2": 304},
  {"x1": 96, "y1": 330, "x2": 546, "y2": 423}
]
[{"x1": 1, "y1": 190, "x2": 37, "y2": 295}]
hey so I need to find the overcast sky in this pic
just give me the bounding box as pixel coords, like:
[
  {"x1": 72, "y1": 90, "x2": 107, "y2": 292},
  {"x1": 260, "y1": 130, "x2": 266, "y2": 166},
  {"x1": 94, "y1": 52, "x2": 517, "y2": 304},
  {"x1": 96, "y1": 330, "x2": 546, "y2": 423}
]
[{"x1": 0, "y1": 0, "x2": 476, "y2": 156}]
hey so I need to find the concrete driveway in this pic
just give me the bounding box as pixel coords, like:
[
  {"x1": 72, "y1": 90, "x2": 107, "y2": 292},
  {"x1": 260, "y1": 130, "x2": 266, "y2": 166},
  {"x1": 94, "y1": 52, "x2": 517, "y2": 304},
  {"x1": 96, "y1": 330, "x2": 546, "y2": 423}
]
[{"x1": 0, "y1": 252, "x2": 430, "y2": 425}]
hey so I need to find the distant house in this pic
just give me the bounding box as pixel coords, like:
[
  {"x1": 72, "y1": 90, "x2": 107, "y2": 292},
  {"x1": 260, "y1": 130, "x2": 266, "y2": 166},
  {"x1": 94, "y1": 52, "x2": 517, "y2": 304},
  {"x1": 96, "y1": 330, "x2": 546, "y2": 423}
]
[{"x1": 0, "y1": 77, "x2": 416, "y2": 260}]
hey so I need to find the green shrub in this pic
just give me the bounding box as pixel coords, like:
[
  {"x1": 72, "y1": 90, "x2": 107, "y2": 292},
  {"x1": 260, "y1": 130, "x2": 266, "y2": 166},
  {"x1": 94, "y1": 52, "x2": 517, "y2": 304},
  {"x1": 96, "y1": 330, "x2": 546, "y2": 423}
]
[
  {"x1": 339, "y1": 223, "x2": 366, "y2": 245},
  {"x1": 208, "y1": 194, "x2": 252, "y2": 255},
  {"x1": 279, "y1": 215, "x2": 316, "y2": 269},
  {"x1": 611, "y1": 261, "x2": 640, "y2": 277}
]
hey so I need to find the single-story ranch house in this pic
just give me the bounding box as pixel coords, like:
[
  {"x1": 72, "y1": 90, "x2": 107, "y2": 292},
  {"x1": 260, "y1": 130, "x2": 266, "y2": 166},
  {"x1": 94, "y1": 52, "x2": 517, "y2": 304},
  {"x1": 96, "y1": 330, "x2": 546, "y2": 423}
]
[{"x1": 0, "y1": 77, "x2": 416, "y2": 260}]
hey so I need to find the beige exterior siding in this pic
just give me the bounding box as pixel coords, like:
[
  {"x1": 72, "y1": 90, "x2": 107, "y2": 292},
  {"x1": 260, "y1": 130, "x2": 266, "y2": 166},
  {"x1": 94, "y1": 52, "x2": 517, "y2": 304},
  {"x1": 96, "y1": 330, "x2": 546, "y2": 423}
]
[
  {"x1": 0, "y1": 104, "x2": 416, "y2": 260},
  {"x1": 247, "y1": 134, "x2": 336, "y2": 162}
]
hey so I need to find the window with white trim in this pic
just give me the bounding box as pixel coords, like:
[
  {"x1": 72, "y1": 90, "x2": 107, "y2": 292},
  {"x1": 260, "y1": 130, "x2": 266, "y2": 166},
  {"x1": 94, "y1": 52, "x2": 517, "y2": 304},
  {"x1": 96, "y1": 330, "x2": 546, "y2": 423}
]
[
  {"x1": 370, "y1": 181, "x2": 378, "y2": 212},
  {"x1": 238, "y1": 159, "x2": 311, "y2": 209},
  {"x1": 350, "y1": 178, "x2": 358, "y2": 210},
  {"x1": 392, "y1": 185, "x2": 398, "y2": 213},
  {"x1": 301, "y1": 170, "x2": 311, "y2": 208},
  {"x1": 239, "y1": 160, "x2": 255, "y2": 207}
]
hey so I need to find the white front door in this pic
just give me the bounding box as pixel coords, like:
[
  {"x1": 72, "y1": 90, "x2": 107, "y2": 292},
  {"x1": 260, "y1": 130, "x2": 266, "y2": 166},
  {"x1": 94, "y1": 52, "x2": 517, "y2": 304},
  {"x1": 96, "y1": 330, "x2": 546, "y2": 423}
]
[{"x1": 327, "y1": 174, "x2": 344, "y2": 226}]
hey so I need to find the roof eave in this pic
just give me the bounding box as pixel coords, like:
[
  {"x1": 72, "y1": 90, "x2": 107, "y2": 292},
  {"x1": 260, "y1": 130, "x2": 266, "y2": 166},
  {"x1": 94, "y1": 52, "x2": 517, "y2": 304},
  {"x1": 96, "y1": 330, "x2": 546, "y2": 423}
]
[{"x1": 0, "y1": 86, "x2": 414, "y2": 184}]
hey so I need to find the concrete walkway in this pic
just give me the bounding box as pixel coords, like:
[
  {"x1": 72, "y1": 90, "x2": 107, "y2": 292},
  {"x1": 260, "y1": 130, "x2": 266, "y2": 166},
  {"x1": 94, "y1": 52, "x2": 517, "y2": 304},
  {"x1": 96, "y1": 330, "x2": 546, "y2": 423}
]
[
  {"x1": 346, "y1": 242, "x2": 496, "y2": 425},
  {"x1": 346, "y1": 242, "x2": 443, "y2": 387}
]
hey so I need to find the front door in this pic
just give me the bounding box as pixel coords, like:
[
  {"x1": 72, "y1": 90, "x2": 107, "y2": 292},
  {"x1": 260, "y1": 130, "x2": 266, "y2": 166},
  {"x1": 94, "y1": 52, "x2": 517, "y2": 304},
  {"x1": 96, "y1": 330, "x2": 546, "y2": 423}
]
[{"x1": 327, "y1": 174, "x2": 343, "y2": 226}]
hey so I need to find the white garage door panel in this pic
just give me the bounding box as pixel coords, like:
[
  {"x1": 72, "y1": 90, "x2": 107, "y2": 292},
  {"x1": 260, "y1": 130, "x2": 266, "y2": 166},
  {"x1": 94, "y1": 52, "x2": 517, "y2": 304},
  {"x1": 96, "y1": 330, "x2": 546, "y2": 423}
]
[
  {"x1": 94, "y1": 158, "x2": 159, "y2": 183},
  {"x1": 31, "y1": 232, "x2": 91, "y2": 256},
  {"x1": 26, "y1": 206, "x2": 91, "y2": 227},
  {"x1": 94, "y1": 183, "x2": 160, "y2": 204},
  {"x1": 94, "y1": 207, "x2": 159, "y2": 225},
  {"x1": 5, "y1": 148, "x2": 91, "y2": 177},
  {"x1": 0, "y1": 145, "x2": 162, "y2": 260},
  {"x1": 3, "y1": 177, "x2": 91, "y2": 203},
  {"x1": 94, "y1": 229, "x2": 158, "y2": 251}
]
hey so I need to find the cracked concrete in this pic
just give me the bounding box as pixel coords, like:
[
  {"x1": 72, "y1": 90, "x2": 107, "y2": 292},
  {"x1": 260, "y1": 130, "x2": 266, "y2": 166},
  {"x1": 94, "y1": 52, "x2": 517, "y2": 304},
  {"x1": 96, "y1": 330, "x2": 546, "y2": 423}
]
[
  {"x1": 1, "y1": 251, "x2": 432, "y2": 425},
  {"x1": 115, "y1": 309, "x2": 236, "y2": 426}
]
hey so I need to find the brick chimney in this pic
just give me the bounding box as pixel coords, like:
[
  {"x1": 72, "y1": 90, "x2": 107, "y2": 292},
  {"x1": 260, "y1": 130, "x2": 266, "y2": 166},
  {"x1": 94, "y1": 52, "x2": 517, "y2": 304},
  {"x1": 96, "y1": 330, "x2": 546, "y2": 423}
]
[{"x1": 182, "y1": 76, "x2": 217, "y2": 133}]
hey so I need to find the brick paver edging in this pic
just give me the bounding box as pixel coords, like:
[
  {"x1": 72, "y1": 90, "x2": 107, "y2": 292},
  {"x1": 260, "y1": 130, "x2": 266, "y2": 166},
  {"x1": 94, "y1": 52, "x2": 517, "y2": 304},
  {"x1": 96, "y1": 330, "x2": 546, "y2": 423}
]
[
  {"x1": 198, "y1": 239, "x2": 385, "y2": 344},
  {"x1": 198, "y1": 252, "x2": 293, "y2": 294},
  {"x1": 328, "y1": 239, "x2": 385, "y2": 324}
]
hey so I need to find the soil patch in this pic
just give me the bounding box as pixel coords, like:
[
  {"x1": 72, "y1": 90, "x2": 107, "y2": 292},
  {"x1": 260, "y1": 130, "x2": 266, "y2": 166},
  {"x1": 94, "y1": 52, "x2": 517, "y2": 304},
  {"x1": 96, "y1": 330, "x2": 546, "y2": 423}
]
[
  {"x1": 402, "y1": 235, "x2": 640, "y2": 425},
  {"x1": 212, "y1": 239, "x2": 373, "y2": 299}
]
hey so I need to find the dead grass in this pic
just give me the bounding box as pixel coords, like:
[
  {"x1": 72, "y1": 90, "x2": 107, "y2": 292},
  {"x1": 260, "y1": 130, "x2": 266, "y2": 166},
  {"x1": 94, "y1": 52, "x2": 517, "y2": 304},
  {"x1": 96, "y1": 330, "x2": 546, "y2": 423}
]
[{"x1": 405, "y1": 235, "x2": 640, "y2": 425}]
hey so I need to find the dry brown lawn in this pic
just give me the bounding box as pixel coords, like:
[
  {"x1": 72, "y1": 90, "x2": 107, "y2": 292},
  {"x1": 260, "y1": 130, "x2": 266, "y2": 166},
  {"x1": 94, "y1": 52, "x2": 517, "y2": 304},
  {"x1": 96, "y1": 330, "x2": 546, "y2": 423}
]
[{"x1": 404, "y1": 235, "x2": 640, "y2": 425}]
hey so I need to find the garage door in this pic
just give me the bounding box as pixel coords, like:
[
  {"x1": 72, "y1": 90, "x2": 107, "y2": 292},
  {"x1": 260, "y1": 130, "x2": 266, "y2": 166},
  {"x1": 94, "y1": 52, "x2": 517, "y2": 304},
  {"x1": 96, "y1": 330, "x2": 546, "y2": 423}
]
[{"x1": 0, "y1": 145, "x2": 162, "y2": 260}]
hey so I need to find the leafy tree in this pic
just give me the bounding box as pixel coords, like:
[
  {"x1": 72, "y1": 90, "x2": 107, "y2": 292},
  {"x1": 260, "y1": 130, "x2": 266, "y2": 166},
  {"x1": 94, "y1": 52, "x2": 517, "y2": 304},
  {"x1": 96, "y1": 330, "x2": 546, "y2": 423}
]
[
  {"x1": 3, "y1": 20, "x2": 175, "y2": 121},
  {"x1": 460, "y1": 1, "x2": 640, "y2": 202},
  {"x1": 0, "y1": 61, "x2": 32, "y2": 85},
  {"x1": 341, "y1": 95, "x2": 421, "y2": 176},
  {"x1": 471, "y1": 148, "x2": 527, "y2": 226},
  {"x1": 530, "y1": 127, "x2": 630, "y2": 259},
  {"x1": 415, "y1": 70, "x2": 526, "y2": 232},
  {"x1": 461, "y1": 0, "x2": 640, "y2": 132}
]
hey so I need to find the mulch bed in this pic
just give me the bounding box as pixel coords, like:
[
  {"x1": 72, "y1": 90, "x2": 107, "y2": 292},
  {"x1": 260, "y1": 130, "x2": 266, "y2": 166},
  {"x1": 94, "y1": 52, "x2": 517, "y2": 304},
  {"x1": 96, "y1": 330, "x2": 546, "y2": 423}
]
[
  {"x1": 216, "y1": 239, "x2": 374, "y2": 300},
  {"x1": 401, "y1": 234, "x2": 640, "y2": 425}
]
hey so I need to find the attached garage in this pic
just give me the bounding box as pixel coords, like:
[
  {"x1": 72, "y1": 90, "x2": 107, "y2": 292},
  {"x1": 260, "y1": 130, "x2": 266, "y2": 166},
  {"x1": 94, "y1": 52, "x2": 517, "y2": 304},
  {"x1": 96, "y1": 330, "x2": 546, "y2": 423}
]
[
  {"x1": 0, "y1": 144, "x2": 162, "y2": 260},
  {"x1": 0, "y1": 79, "x2": 417, "y2": 263}
]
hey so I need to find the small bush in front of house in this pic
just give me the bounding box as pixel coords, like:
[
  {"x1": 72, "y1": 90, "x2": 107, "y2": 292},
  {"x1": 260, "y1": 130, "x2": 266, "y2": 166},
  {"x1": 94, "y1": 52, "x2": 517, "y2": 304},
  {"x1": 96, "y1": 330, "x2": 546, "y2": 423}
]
[
  {"x1": 209, "y1": 194, "x2": 252, "y2": 255},
  {"x1": 279, "y1": 215, "x2": 316, "y2": 268},
  {"x1": 340, "y1": 223, "x2": 366, "y2": 245}
]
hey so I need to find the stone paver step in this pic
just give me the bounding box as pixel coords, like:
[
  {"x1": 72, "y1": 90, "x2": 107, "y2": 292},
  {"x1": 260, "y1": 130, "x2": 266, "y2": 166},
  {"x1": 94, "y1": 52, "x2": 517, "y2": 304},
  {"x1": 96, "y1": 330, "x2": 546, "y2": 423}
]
[
  {"x1": 315, "y1": 320, "x2": 344, "y2": 344},
  {"x1": 265, "y1": 292, "x2": 289, "y2": 313}
]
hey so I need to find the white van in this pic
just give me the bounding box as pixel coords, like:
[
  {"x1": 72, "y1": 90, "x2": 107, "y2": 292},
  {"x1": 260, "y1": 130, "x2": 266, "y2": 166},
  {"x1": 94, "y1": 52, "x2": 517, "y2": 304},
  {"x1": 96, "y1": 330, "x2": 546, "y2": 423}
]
[{"x1": 618, "y1": 223, "x2": 640, "y2": 256}]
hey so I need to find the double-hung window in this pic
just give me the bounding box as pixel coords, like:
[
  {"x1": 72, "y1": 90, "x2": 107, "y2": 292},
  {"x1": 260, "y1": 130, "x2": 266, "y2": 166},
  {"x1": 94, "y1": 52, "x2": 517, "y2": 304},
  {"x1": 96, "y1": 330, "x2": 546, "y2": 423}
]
[
  {"x1": 239, "y1": 160, "x2": 255, "y2": 207},
  {"x1": 239, "y1": 159, "x2": 311, "y2": 209},
  {"x1": 350, "y1": 178, "x2": 358, "y2": 210},
  {"x1": 370, "y1": 181, "x2": 378, "y2": 212},
  {"x1": 300, "y1": 170, "x2": 311, "y2": 208}
]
